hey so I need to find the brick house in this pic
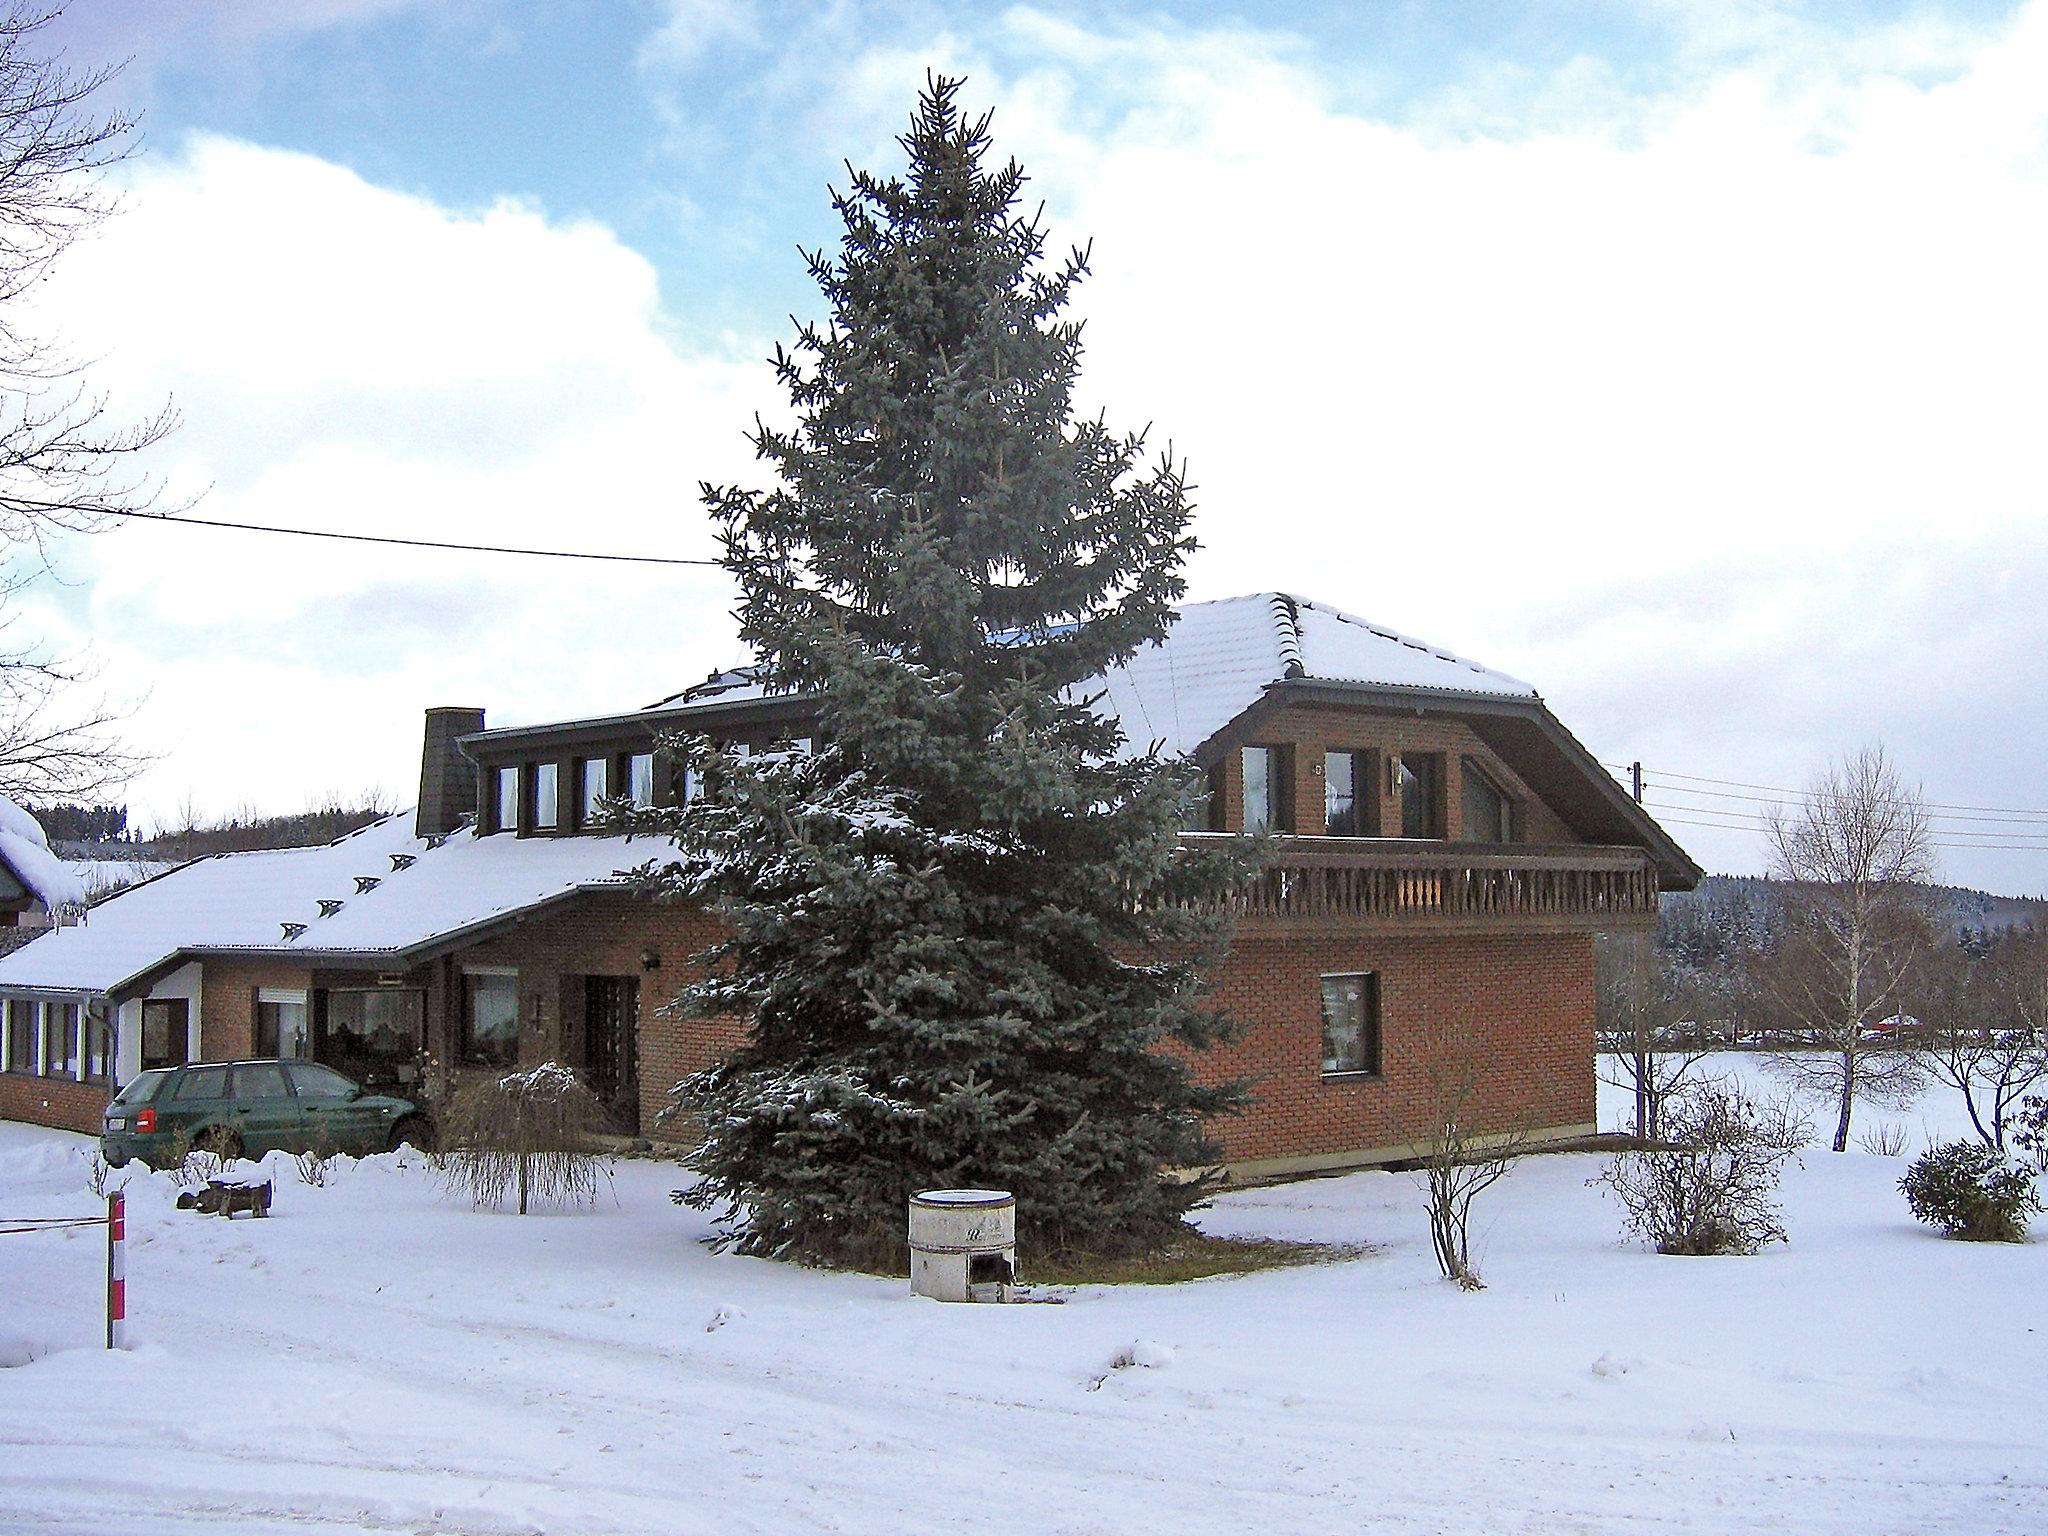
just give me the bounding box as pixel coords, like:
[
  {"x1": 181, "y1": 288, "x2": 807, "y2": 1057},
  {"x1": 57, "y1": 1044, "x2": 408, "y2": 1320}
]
[{"x1": 0, "y1": 593, "x2": 1696, "y2": 1173}]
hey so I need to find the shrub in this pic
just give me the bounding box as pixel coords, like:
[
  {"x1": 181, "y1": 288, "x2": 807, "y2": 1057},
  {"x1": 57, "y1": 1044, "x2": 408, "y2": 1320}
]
[
  {"x1": 1899, "y1": 1141, "x2": 2041, "y2": 1243},
  {"x1": 2013, "y1": 1095, "x2": 2048, "y2": 1173},
  {"x1": 1593, "y1": 1079, "x2": 1809, "y2": 1255},
  {"x1": 439, "y1": 1062, "x2": 611, "y2": 1215}
]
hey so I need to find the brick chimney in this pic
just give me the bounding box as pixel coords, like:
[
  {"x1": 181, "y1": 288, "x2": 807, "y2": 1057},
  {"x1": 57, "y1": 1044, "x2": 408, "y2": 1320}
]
[{"x1": 416, "y1": 706, "x2": 485, "y2": 839}]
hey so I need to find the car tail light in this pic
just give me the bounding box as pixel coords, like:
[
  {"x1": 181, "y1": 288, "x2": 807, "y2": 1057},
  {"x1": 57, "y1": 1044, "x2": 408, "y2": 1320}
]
[{"x1": 134, "y1": 1108, "x2": 156, "y2": 1134}]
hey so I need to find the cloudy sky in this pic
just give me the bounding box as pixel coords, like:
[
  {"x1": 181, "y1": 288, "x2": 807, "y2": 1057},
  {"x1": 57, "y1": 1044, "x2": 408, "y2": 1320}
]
[{"x1": 15, "y1": 0, "x2": 2048, "y2": 891}]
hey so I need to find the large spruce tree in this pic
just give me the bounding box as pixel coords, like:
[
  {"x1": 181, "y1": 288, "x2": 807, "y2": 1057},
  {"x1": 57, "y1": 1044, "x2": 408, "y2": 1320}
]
[{"x1": 657, "y1": 76, "x2": 1245, "y2": 1266}]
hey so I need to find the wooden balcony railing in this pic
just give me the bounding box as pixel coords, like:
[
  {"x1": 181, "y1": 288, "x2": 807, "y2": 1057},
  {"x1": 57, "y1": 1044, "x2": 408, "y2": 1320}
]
[{"x1": 1180, "y1": 835, "x2": 1661, "y2": 932}]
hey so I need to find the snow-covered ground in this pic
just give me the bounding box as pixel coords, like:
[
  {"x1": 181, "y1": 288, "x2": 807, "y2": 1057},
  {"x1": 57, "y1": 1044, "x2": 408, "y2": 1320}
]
[{"x1": 2, "y1": 1059, "x2": 2043, "y2": 1534}]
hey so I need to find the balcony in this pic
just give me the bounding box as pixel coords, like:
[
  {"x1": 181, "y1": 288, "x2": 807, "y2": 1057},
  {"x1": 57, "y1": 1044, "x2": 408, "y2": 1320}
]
[{"x1": 1182, "y1": 835, "x2": 1661, "y2": 934}]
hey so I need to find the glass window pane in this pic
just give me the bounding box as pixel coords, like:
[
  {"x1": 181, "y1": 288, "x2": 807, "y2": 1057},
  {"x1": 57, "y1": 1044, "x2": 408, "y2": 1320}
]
[
  {"x1": 5, "y1": 999, "x2": 35, "y2": 1072},
  {"x1": 42, "y1": 1004, "x2": 77, "y2": 1077},
  {"x1": 580, "y1": 758, "x2": 607, "y2": 824},
  {"x1": 627, "y1": 753, "x2": 654, "y2": 807},
  {"x1": 1325, "y1": 752, "x2": 1360, "y2": 836},
  {"x1": 533, "y1": 763, "x2": 559, "y2": 829},
  {"x1": 85, "y1": 1012, "x2": 114, "y2": 1081},
  {"x1": 1461, "y1": 761, "x2": 1512, "y2": 842},
  {"x1": 175, "y1": 1065, "x2": 229, "y2": 1100},
  {"x1": 233, "y1": 1062, "x2": 288, "y2": 1100},
  {"x1": 111, "y1": 1069, "x2": 169, "y2": 1107},
  {"x1": 1399, "y1": 754, "x2": 1440, "y2": 839},
  {"x1": 462, "y1": 973, "x2": 520, "y2": 1068},
  {"x1": 1320, "y1": 974, "x2": 1378, "y2": 1075},
  {"x1": 495, "y1": 766, "x2": 519, "y2": 833},
  {"x1": 141, "y1": 1001, "x2": 189, "y2": 1069},
  {"x1": 317, "y1": 990, "x2": 424, "y2": 1087},
  {"x1": 1242, "y1": 746, "x2": 1274, "y2": 833},
  {"x1": 256, "y1": 999, "x2": 308, "y2": 1058},
  {"x1": 289, "y1": 1062, "x2": 358, "y2": 1100}
]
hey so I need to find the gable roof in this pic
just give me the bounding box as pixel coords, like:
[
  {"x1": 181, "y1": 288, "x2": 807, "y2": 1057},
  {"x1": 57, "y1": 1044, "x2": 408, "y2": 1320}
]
[
  {"x1": 1082, "y1": 593, "x2": 1537, "y2": 762},
  {"x1": 0, "y1": 815, "x2": 655, "y2": 1000}
]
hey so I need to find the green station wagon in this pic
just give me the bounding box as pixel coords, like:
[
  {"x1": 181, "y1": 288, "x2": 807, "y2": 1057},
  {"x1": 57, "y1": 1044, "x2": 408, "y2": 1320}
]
[{"x1": 100, "y1": 1059, "x2": 434, "y2": 1167}]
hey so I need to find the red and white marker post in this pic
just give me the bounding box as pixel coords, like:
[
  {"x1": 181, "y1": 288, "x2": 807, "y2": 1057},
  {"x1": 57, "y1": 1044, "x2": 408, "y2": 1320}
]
[{"x1": 105, "y1": 1190, "x2": 126, "y2": 1350}]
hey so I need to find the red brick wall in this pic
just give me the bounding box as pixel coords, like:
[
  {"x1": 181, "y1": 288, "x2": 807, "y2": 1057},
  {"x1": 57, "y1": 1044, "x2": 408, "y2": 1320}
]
[
  {"x1": 1189, "y1": 929, "x2": 1596, "y2": 1166},
  {"x1": 199, "y1": 963, "x2": 317, "y2": 1061},
  {"x1": 0, "y1": 1071, "x2": 107, "y2": 1135}
]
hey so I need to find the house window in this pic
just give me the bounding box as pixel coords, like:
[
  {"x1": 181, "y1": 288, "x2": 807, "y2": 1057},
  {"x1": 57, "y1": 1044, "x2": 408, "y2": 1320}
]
[
  {"x1": 461, "y1": 971, "x2": 520, "y2": 1068},
  {"x1": 315, "y1": 989, "x2": 425, "y2": 1088},
  {"x1": 141, "y1": 999, "x2": 190, "y2": 1070},
  {"x1": 1180, "y1": 766, "x2": 1219, "y2": 833},
  {"x1": 4, "y1": 999, "x2": 35, "y2": 1073},
  {"x1": 493, "y1": 766, "x2": 519, "y2": 833},
  {"x1": 1325, "y1": 751, "x2": 1373, "y2": 837},
  {"x1": 42, "y1": 1002, "x2": 78, "y2": 1078},
  {"x1": 532, "y1": 762, "x2": 560, "y2": 830},
  {"x1": 578, "y1": 757, "x2": 608, "y2": 827},
  {"x1": 626, "y1": 752, "x2": 654, "y2": 808},
  {"x1": 1461, "y1": 759, "x2": 1515, "y2": 843},
  {"x1": 84, "y1": 1009, "x2": 114, "y2": 1082},
  {"x1": 256, "y1": 991, "x2": 308, "y2": 1058},
  {"x1": 1320, "y1": 973, "x2": 1381, "y2": 1076},
  {"x1": 1242, "y1": 745, "x2": 1285, "y2": 833},
  {"x1": 1395, "y1": 753, "x2": 1442, "y2": 839}
]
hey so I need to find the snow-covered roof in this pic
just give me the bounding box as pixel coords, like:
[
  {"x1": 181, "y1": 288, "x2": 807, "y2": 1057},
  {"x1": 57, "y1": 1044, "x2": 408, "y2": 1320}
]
[
  {"x1": 0, "y1": 815, "x2": 651, "y2": 998},
  {"x1": 1080, "y1": 593, "x2": 1536, "y2": 760},
  {"x1": 626, "y1": 593, "x2": 1535, "y2": 762},
  {"x1": 0, "y1": 795, "x2": 88, "y2": 910}
]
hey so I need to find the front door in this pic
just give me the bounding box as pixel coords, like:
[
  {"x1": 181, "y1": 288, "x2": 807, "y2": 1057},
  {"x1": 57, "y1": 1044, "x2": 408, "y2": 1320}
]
[{"x1": 583, "y1": 976, "x2": 639, "y2": 1126}]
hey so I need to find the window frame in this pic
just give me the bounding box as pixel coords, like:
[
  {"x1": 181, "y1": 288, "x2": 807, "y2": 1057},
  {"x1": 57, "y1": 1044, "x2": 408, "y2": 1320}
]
[
  {"x1": 1459, "y1": 756, "x2": 1516, "y2": 844},
  {"x1": 3, "y1": 997, "x2": 37, "y2": 1074},
  {"x1": 1319, "y1": 971, "x2": 1383, "y2": 1079},
  {"x1": 41, "y1": 1001, "x2": 79, "y2": 1079},
  {"x1": 1241, "y1": 744, "x2": 1288, "y2": 834},
  {"x1": 140, "y1": 998, "x2": 190, "y2": 1071},
  {"x1": 531, "y1": 761, "x2": 560, "y2": 832},
  {"x1": 624, "y1": 751, "x2": 655, "y2": 809},
  {"x1": 1394, "y1": 751, "x2": 1444, "y2": 841},
  {"x1": 576, "y1": 756, "x2": 608, "y2": 829},
  {"x1": 1323, "y1": 749, "x2": 1376, "y2": 838},
  {"x1": 491, "y1": 764, "x2": 520, "y2": 835},
  {"x1": 459, "y1": 969, "x2": 521, "y2": 1069}
]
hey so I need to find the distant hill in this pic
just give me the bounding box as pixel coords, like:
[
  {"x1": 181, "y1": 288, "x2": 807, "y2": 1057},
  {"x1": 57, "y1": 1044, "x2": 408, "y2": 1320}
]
[{"x1": 1661, "y1": 873, "x2": 2048, "y2": 960}]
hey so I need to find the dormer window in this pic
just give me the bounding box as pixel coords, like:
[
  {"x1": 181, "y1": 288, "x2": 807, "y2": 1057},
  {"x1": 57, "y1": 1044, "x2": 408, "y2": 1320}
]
[
  {"x1": 493, "y1": 766, "x2": 518, "y2": 834},
  {"x1": 579, "y1": 757, "x2": 608, "y2": 827},
  {"x1": 532, "y1": 763, "x2": 559, "y2": 830}
]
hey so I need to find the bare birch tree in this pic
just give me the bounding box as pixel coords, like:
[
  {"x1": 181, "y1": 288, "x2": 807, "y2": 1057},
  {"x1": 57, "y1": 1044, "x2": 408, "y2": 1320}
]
[{"x1": 1761, "y1": 745, "x2": 1935, "y2": 1152}]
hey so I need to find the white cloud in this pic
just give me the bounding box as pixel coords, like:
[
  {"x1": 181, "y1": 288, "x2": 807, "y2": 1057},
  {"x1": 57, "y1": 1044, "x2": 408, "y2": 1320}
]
[
  {"x1": 19, "y1": 134, "x2": 771, "y2": 830},
  {"x1": 809, "y1": 1, "x2": 2048, "y2": 886}
]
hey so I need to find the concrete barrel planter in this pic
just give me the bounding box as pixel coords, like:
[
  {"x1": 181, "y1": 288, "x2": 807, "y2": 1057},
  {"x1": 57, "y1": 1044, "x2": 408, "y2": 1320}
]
[{"x1": 908, "y1": 1189, "x2": 1016, "y2": 1303}]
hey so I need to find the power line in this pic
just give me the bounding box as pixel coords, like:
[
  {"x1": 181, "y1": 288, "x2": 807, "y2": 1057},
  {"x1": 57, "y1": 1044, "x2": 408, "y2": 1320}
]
[
  {"x1": 1646, "y1": 811, "x2": 2048, "y2": 860},
  {"x1": 1641, "y1": 778, "x2": 2048, "y2": 830},
  {"x1": 1606, "y1": 760, "x2": 2048, "y2": 820},
  {"x1": 102, "y1": 507, "x2": 724, "y2": 567}
]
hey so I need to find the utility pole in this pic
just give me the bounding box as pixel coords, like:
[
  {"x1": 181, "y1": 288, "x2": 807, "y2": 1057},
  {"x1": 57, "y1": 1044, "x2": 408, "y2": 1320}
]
[{"x1": 1631, "y1": 761, "x2": 1644, "y2": 805}]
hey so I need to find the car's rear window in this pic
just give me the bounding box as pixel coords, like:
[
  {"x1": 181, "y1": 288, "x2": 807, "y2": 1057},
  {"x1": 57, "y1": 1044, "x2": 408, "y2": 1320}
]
[
  {"x1": 234, "y1": 1062, "x2": 288, "y2": 1099},
  {"x1": 174, "y1": 1065, "x2": 229, "y2": 1100},
  {"x1": 110, "y1": 1070, "x2": 170, "y2": 1107}
]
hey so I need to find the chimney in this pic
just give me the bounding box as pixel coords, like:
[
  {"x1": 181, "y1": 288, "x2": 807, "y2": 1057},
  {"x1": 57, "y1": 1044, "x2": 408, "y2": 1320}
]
[{"x1": 416, "y1": 706, "x2": 485, "y2": 839}]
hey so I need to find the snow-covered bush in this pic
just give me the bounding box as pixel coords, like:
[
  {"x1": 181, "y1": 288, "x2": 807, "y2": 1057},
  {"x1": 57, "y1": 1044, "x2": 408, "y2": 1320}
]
[
  {"x1": 1593, "y1": 1079, "x2": 1809, "y2": 1255},
  {"x1": 1899, "y1": 1142, "x2": 2040, "y2": 1243},
  {"x1": 439, "y1": 1062, "x2": 611, "y2": 1215},
  {"x1": 2012, "y1": 1095, "x2": 2048, "y2": 1173}
]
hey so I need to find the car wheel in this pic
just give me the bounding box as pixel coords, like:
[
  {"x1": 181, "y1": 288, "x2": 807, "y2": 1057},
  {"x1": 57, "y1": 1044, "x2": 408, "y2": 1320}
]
[
  {"x1": 103, "y1": 1149, "x2": 129, "y2": 1169},
  {"x1": 193, "y1": 1126, "x2": 243, "y2": 1161},
  {"x1": 389, "y1": 1115, "x2": 435, "y2": 1153}
]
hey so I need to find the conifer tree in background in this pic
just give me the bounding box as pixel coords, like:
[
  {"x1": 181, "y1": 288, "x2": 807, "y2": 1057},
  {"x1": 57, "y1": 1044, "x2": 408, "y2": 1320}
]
[{"x1": 651, "y1": 76, "x2": 1248, "y2": 1266}]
